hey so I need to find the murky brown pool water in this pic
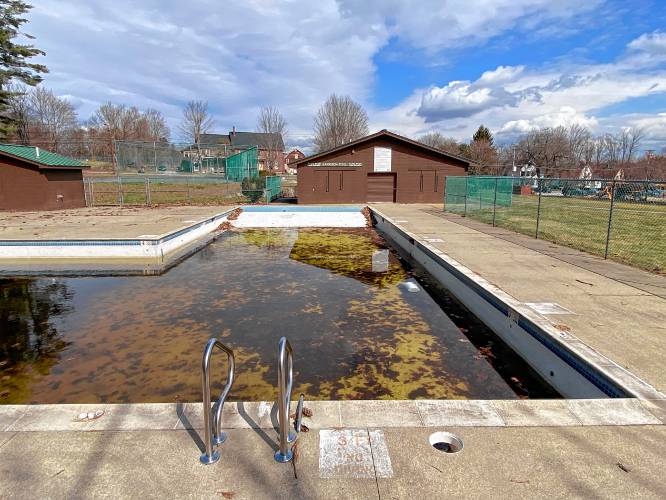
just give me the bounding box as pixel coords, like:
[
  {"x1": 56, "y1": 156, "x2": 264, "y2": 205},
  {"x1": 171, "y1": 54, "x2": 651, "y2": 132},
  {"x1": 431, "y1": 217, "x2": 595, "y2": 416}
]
[{"x1": 0, "y1": 228, "x2": 559, "y2": 403}]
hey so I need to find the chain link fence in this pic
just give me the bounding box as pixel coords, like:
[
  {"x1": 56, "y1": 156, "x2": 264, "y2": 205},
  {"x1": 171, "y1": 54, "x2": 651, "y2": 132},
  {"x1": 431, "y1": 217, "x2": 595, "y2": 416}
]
[
  {"x1": 84, "y1": 175, "x2": 282, "y2": 207},
  {"x1": 445, "y1": 176, "x2": 666, "y2": 273}
]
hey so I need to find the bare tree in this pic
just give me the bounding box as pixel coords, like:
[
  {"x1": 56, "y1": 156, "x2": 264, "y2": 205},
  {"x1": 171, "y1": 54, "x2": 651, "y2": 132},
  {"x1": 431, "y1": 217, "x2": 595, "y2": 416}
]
[
  {"x1": 6, "y1": 83, "x2": 31, "y2": 144},
  {"x1": 29, "y1": 87, "x2": 77, "y2": 152},
  {"x1": 566, "y1": 123, "x2": 591, "y2": 167},
  {"x1": 313, "y1": 94, "x2": 368, "y2": 152},
  {"x1": 417, "y1": 132, "x2": 461, "y2": 156},
  {"x1": 516, "y1": 127, "x2": 569, "y2": 176},
  {"x1": 143, "y1": 108, "x2": 170, "y2": 141},
  {"x1": 618, "y1": 127, "x2": 643, "y2": 163},
  {"x1": 256, "y1": 106, "x2": 287, "y2": 172},
  {"x1": 468, "y1": 139, "x2": 498, "y2": 173},
  {"x1": 178, "y1": 100, "x2": 214, "y2": 145},
  {"x1": 90, "y1": 102, "x2": 125, "y2": 141}
]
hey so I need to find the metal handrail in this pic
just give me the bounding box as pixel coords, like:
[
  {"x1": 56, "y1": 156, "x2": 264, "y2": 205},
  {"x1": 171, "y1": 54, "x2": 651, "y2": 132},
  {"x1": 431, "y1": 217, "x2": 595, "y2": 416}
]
[
  {"x1": 200, "y1": 338, "x2": 235, "y2": 465},
  {"x1": 275, "y1": 336, "x2": 304, "y2": 463}
]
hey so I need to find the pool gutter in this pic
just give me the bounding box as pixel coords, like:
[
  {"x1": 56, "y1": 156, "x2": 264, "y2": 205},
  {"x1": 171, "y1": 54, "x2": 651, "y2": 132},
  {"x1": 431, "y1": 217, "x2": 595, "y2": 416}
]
[{"x1": 370, "y1": 207, "x2": 664, "y2": 401}]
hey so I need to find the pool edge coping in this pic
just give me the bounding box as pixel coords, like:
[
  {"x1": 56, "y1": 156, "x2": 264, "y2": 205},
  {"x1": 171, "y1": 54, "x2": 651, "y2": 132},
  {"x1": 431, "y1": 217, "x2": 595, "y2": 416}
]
[
  {"x1": 0, "y1": 207, "x2": 239, "y2": 247},
  {"x1": 0, "y1": 399, "x2": 663, "y2": 432}
]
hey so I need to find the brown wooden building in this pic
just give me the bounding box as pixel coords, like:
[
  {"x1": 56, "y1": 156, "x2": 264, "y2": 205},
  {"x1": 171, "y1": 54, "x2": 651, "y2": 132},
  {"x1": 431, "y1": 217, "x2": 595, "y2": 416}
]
[
  {"x1": 0, "y1": 144, "x2": 88, "y2": 211},
  {"x1": 295, "y1": 130, "x2": 469, "y2": 204}
]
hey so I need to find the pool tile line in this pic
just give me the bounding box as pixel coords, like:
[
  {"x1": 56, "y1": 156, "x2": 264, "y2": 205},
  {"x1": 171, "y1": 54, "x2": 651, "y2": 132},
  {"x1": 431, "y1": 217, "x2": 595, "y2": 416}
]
[
  {"x1": 0, "y1": 399, "x2": 662, "y2": 433},
  {"x1": 370, "y1": 208, "x2": 665, "y2": 402}
]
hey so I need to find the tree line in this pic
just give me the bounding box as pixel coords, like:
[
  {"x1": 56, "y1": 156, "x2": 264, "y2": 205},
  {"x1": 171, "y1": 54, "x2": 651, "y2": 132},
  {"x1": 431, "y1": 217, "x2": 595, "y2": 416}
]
[
  {"x1": 6, "y1": 84, "x2": 170, "y2": 159},
  {"x1": 417, "y1": 124, "x2": 664, "y2": 179}
]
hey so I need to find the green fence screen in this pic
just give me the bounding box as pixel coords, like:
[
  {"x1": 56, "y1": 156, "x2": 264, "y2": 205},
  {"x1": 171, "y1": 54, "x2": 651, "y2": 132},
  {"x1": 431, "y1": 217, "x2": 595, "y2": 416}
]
[
  {"x1": 265, "y1": 176, "x2": 282, "y2": 202},
  {"x1": 445, "y1": 176, "x2": 513, "y2": 212},
  {"x1": 225, "y1": 147, "x2": 258, "y2": 181}
]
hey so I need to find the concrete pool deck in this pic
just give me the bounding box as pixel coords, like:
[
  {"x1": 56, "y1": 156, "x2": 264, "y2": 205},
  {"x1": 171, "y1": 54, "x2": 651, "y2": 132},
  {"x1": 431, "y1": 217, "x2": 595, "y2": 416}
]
[
  {"x1": 370, "y1": 203, "x2": 666, "y2": 395},
  {"x1": 0, "y1": 400, "x2": 665, "y2": 498},
  {"x1": 0, "y1": 206, "x2": 235, "y2": 240}
]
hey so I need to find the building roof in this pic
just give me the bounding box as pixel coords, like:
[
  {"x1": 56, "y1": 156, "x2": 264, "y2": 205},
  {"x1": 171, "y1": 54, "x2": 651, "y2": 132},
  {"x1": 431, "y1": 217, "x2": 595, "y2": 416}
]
[
  {"x1": 199, "y1": 134, "x2": 231, "y2": 146},
  {"x1": 295, "y1": 129, "x2": 471, "y2": 167},
  {"x1": 0, "y1": 144, "x2": 88, "y2": 169},
  {"x1": 230, "y1": 131, "x2": 285, "y2": 150}
]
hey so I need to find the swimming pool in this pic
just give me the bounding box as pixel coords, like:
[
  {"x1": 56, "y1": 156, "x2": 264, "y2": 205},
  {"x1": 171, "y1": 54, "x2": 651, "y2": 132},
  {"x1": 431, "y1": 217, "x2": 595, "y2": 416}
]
[{"x1": 0, "y1": 227, "x2": 559, "y2": 403}]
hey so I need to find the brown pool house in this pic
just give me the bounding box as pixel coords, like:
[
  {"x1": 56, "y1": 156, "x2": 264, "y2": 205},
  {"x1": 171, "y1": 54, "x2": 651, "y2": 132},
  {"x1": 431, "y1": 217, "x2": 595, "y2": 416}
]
[
  {"x1": 295, "y1": 130, "x2": 470, "y2": 204},
  {"x1": 0, "y1": 144, "x2": 88, "y2": 211}
]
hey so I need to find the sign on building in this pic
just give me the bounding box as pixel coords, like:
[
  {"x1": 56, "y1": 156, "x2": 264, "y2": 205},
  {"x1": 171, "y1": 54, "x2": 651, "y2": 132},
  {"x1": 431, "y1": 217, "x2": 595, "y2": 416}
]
[{"x1": 373, "y1": 147, "x2": 392, "y2": 172}]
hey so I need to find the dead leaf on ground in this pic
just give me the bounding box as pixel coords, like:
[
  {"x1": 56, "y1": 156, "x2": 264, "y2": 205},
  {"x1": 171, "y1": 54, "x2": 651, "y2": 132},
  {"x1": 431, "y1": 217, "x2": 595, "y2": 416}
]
[{"x1": 617, "y1": 462, "x2": 631, "y2": 473}]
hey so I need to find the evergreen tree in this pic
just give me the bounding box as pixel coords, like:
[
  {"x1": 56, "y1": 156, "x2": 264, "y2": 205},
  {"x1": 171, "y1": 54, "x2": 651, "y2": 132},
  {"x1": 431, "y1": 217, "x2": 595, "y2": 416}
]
[
  {"x1": 0, "y1": 1, "x2": 47, "y2": 138},
  {"x1": 472, "y1": 125, "x2": 493, "y2": 146}
]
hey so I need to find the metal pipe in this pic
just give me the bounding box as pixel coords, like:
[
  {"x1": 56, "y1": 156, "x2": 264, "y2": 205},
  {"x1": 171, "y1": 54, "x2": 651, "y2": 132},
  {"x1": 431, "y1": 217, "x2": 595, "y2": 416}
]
[
  {"x1": 492, "y1": 176, "x2": 499, "y2": 227},
  {"x1": 535, "y1": 177, "x2": 542, "y2": 239},
  {"x1": 275, "y1": 337, "x2": 297, "y2": 463},
  {"x1": 604, "y1": 180, "x2": 616, "y2": 259},
  {"x1": 200, "y1": 338, "x2": 235, "y2": 465}
]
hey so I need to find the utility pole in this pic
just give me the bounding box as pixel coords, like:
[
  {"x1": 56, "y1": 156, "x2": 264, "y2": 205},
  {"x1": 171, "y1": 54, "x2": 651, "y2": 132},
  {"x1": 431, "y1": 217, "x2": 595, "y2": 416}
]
[{"x1": 511, "y1": 146, "x2": 516, "y2": 177}]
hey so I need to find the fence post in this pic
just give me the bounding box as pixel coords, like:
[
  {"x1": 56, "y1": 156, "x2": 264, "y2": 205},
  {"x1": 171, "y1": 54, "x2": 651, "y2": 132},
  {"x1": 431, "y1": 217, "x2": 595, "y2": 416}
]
[
  {"x1": 535, "y1": 177, "x2": 542, "y2": 239},
  {"x1": 604, "y1": 180, "x2": 616, "y2": 259},
  {"x1": 118, "y1": 176, "x2": 124, "y2": 207},
  {"x1": 492, "y1": 176, "x2": 499, "y2": 227},
  {"x1": 464, "y1": 176, "x2": 468, "y2": 216},
  {"x1": 90, "y1": 178, "x2": 95, "y2": 207},
  {"x1": 187, "y1": 177, "x2": 192, "y2": 203}
]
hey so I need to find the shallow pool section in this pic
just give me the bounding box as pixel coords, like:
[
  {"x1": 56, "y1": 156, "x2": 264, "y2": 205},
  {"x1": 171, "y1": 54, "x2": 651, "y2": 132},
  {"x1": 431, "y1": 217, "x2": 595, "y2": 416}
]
[{"x1": 0, "y1": 228, "x2": 559, "y2": 403}]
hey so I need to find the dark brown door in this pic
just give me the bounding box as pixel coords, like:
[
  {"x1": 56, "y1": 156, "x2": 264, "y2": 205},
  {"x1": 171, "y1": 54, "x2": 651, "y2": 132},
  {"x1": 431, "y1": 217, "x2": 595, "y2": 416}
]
[
  {"x1": 367, "y1": 173, "x2": 396, "y2": 202},
  {"x1": 315, "y1": 170, "x2": 329, "y2": 193}
]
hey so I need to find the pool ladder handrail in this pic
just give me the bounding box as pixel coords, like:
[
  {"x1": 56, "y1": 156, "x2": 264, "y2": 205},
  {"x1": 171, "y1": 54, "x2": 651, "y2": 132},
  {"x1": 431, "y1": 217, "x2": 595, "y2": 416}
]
[
  {"x1": 200, "y1": 338, "x2": 235, "y2": 465},
  {"x1": 275, "y1": 336, "x2": 305, "y2": 463}
]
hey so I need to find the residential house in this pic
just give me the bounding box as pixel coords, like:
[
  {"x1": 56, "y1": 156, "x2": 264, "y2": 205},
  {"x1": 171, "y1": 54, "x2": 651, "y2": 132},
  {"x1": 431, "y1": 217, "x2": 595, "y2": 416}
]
[{"x1": 284, "y1": 148, "x2": 304, "y2": 174}]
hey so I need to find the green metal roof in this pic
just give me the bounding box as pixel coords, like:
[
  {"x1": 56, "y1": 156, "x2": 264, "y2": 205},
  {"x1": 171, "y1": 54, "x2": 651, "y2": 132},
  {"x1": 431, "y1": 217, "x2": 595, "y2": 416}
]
[{"x1": 0, "y1": 144, "x2": 87, "y2": 168}]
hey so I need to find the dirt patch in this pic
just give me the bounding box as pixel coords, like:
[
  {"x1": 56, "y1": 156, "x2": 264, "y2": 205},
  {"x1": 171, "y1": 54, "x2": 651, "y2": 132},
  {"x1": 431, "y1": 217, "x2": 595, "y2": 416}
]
[
  {"x1": 227, "y1": 208, "x2": 243, "y2": 221},
  {"x1": 361, "y1": 206, "x2": 373, "y2": 227}
]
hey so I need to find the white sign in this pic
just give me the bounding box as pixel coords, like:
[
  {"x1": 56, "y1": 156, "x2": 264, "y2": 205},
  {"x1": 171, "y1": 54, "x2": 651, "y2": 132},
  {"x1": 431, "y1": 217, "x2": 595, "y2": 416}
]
[
  {"x1": 373, "y1": 147, "x2": 392, "y2": 172},
  {"x1": 372, "y1": 249, "x2": 389, "y2": 273},
  {"x1": 307, "y1": 162, "x2": 362, "y2": 167},
  {"x1": 319, "y1": 429, "x2": 393, "y2": 479}
]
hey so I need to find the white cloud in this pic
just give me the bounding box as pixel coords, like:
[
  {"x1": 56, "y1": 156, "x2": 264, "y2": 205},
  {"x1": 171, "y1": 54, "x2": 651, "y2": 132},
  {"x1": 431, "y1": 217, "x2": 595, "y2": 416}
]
[
  {"x1": 380, "y1": 31, "x2": 666, "y2": 147},
  {"x1": 31, "y1": 0, "x2": 389, "y2": 140},
  {"x1": 29, "y1": 0, "x2": 605, "y2": 143},
  {"x1": 627, "y1": 31, "x2": 666, "y2": 54},
  {"x1": 499, "y1": 107, "x2": 598, "y2": 134},
  {"x1": 338, "y1": 0, "x2": 601, "y2": 51},
  {"x1": 419, "y1": 81, "x2": 518, "y2": 121}
]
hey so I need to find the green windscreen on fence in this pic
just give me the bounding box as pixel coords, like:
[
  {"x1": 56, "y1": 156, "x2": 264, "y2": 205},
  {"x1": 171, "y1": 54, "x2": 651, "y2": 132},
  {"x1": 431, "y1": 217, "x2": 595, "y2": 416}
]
[
  {"x1": 225, "y1": 147, "x2": 258, "y2": 181},
  {"x1": 265, "y1": 176, "x2": 282, "y2": 202},
  {"x1": 445, "y1": 176, "x2": 513, "y2": 211}
]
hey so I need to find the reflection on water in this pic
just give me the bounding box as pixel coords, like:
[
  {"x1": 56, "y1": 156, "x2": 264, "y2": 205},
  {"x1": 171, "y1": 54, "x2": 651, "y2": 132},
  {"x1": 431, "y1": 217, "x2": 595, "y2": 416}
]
[{"x1": 0, "y1": 228, "x2": 559, "y2": 403}]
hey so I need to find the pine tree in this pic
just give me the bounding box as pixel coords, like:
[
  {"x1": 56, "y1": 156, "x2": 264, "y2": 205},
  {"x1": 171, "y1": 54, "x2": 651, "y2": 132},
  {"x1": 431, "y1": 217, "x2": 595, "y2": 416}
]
[
  {"x1": 0, "y1": 1, "x2": 47, "y2": 138},
  {"x1": 472, "y1": 125, "x2": 493, "y2": 146}
]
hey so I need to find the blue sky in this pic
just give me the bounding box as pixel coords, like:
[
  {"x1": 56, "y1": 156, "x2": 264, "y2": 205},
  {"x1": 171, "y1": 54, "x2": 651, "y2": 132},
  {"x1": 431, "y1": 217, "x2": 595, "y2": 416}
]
[{"x1": 28, "y1": 0, "x2": 666, "y2": 151}]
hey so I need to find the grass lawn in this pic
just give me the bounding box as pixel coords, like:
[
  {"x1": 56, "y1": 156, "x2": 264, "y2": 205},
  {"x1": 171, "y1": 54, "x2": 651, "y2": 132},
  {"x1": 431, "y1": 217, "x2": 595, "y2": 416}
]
[
  {"x1": 87, "y1": 181, "x2": 263, "y2": 205},
  {"x1": 455, "y1": 194, "x2": 666, "y2": 273}
]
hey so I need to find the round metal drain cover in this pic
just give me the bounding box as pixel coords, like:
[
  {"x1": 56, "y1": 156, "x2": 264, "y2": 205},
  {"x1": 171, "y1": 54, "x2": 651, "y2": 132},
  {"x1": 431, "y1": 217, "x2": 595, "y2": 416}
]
[{"x1": 429, "y1": 432, "x2": 463, "y2": 454}]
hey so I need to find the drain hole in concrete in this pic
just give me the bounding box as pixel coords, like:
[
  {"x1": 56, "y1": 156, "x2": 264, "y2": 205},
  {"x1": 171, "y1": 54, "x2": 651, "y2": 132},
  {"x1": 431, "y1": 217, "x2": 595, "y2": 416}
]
[{"x1": 429, "y1": 432, "x2": 463, "y2": 454}]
